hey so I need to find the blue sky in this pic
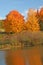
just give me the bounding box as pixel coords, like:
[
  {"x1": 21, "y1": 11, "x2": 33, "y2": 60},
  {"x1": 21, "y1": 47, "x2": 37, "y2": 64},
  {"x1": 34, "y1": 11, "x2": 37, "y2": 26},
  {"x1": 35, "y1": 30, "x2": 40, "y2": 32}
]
[{"x1": 0, "y1": 0, "x2": 43, "y2": 19}]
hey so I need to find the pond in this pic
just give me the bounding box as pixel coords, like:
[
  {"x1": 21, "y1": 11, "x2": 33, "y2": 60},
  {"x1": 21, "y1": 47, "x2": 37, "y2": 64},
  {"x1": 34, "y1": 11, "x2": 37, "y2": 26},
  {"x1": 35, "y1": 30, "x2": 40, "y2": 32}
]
[
  {"x1": 0, "y1": 51, "x2": 5, "y2": 65},
  {"x1": 0, "y1": 47, "x2": 43, "y2": 65},
  {"x1": 0, "y1": 49, "x2": 29, "y2": 65}
]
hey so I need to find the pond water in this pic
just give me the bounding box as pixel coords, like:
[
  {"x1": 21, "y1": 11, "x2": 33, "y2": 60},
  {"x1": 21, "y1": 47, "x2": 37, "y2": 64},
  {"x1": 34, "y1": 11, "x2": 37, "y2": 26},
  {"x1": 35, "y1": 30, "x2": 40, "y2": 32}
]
[
  {"x1": 0, "y1": 49, "x2": 29, "y2": 65},
  {"x1": 0, "y1": 47, "x2": 43, "y2": 65},
  {"x1": 0, "y1": 51, "x2": 5, "y2": 65}
]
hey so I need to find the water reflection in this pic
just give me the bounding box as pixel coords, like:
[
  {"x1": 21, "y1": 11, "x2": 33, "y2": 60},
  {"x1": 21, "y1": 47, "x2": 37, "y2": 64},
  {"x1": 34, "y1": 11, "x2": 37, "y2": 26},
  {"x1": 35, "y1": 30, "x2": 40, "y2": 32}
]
[
  {"x1": 5, "y1": 47, "x2": 42, "y2": 65},
  {"x1": 0, "y1": 51, "x2": 5, "y2": 65},
  {"x1": 0, "y1": 47, "x2": 43, "y2": 65},
  {"x1": 5, "y1": 50, "x2": 25, "y2": 65}
]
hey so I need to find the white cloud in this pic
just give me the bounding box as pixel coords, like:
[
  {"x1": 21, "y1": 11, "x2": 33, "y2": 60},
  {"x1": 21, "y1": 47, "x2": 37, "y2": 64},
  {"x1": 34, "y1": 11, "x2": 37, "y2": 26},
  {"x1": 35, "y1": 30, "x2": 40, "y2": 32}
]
[
  {"x1": 21, "y1": 10, "x2": 28, "y2": 20},
  {"x1": 21, "y1": 13, "x2": 24, "y2": 16},
  {"x1": 38, "y1": 6, "x2": 43, "y2": 12},
  {"x1": 21, "y1": 10, "x2": 28, "y2": 16},
  {"x1": 25, "y1": 10, "x2": 28, "y2": 14},
  {"x1": 39, "y1": 5, "x2": 43, "y2": 9},
  {"x1": 0, "y1": 17, "x2": 6, "y2": 20}
]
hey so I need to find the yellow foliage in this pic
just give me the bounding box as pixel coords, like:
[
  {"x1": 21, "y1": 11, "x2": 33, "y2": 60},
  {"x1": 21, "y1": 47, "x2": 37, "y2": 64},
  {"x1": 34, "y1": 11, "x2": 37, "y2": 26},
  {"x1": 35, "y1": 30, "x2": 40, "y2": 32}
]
[{"x1": 26, "y1": 9, "x2": 40, "y2": 31}]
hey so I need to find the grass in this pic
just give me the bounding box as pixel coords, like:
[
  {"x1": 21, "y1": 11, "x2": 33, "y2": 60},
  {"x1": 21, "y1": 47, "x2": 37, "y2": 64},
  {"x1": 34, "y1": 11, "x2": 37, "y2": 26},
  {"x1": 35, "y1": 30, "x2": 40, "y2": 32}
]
[{"x1": 0, "y1": 31, "x2": 43, "y2": 49}]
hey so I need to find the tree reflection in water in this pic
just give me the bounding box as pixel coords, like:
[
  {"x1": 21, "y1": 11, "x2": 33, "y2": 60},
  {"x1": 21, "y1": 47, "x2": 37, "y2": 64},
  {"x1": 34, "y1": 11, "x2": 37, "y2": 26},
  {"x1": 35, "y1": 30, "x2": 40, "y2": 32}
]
[
  {"x1": 5, "y1": 47, "x2": 42, "y2": 65},
  {"x1": 5, "y1": 50, "x2": 25, "y2": 65}
]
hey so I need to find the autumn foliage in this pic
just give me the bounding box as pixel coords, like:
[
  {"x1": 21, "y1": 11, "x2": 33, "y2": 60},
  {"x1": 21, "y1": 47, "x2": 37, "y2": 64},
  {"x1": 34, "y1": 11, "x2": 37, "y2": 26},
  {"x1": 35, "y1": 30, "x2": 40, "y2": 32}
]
[
  {"x1": 3, "y1": 10, "x2": 25, "y2": 33},
  {"x1": 1, "y1": 8, "x2": 43, "y2": 65},
  {"x1": 3, "y1": 7, "x2": 43, "y2": 33},
  {"x1": 36, "y1": 7, "x2": 43, "y2": 30},
  {"x1": 26, "y1": 9, "x2": 40, "y2": 31}
]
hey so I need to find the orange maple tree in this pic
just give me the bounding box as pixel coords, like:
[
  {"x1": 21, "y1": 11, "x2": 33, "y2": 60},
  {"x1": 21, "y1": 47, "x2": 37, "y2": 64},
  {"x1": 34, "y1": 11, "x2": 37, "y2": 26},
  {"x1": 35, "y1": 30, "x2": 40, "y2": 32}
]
[
  {"x1": 39, "y1": 7, "x2": 43, "y2": 21},
  {"x1": 3, "y1": 10, "x2": 25, "y2": 33}
]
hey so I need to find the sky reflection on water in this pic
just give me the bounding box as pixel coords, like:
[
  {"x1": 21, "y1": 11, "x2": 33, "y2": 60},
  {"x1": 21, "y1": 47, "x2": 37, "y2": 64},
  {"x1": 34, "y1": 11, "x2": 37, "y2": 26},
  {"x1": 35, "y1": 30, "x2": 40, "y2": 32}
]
[{"x1": 0, "y1": 51, "x2": 6, "y2": 65}]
